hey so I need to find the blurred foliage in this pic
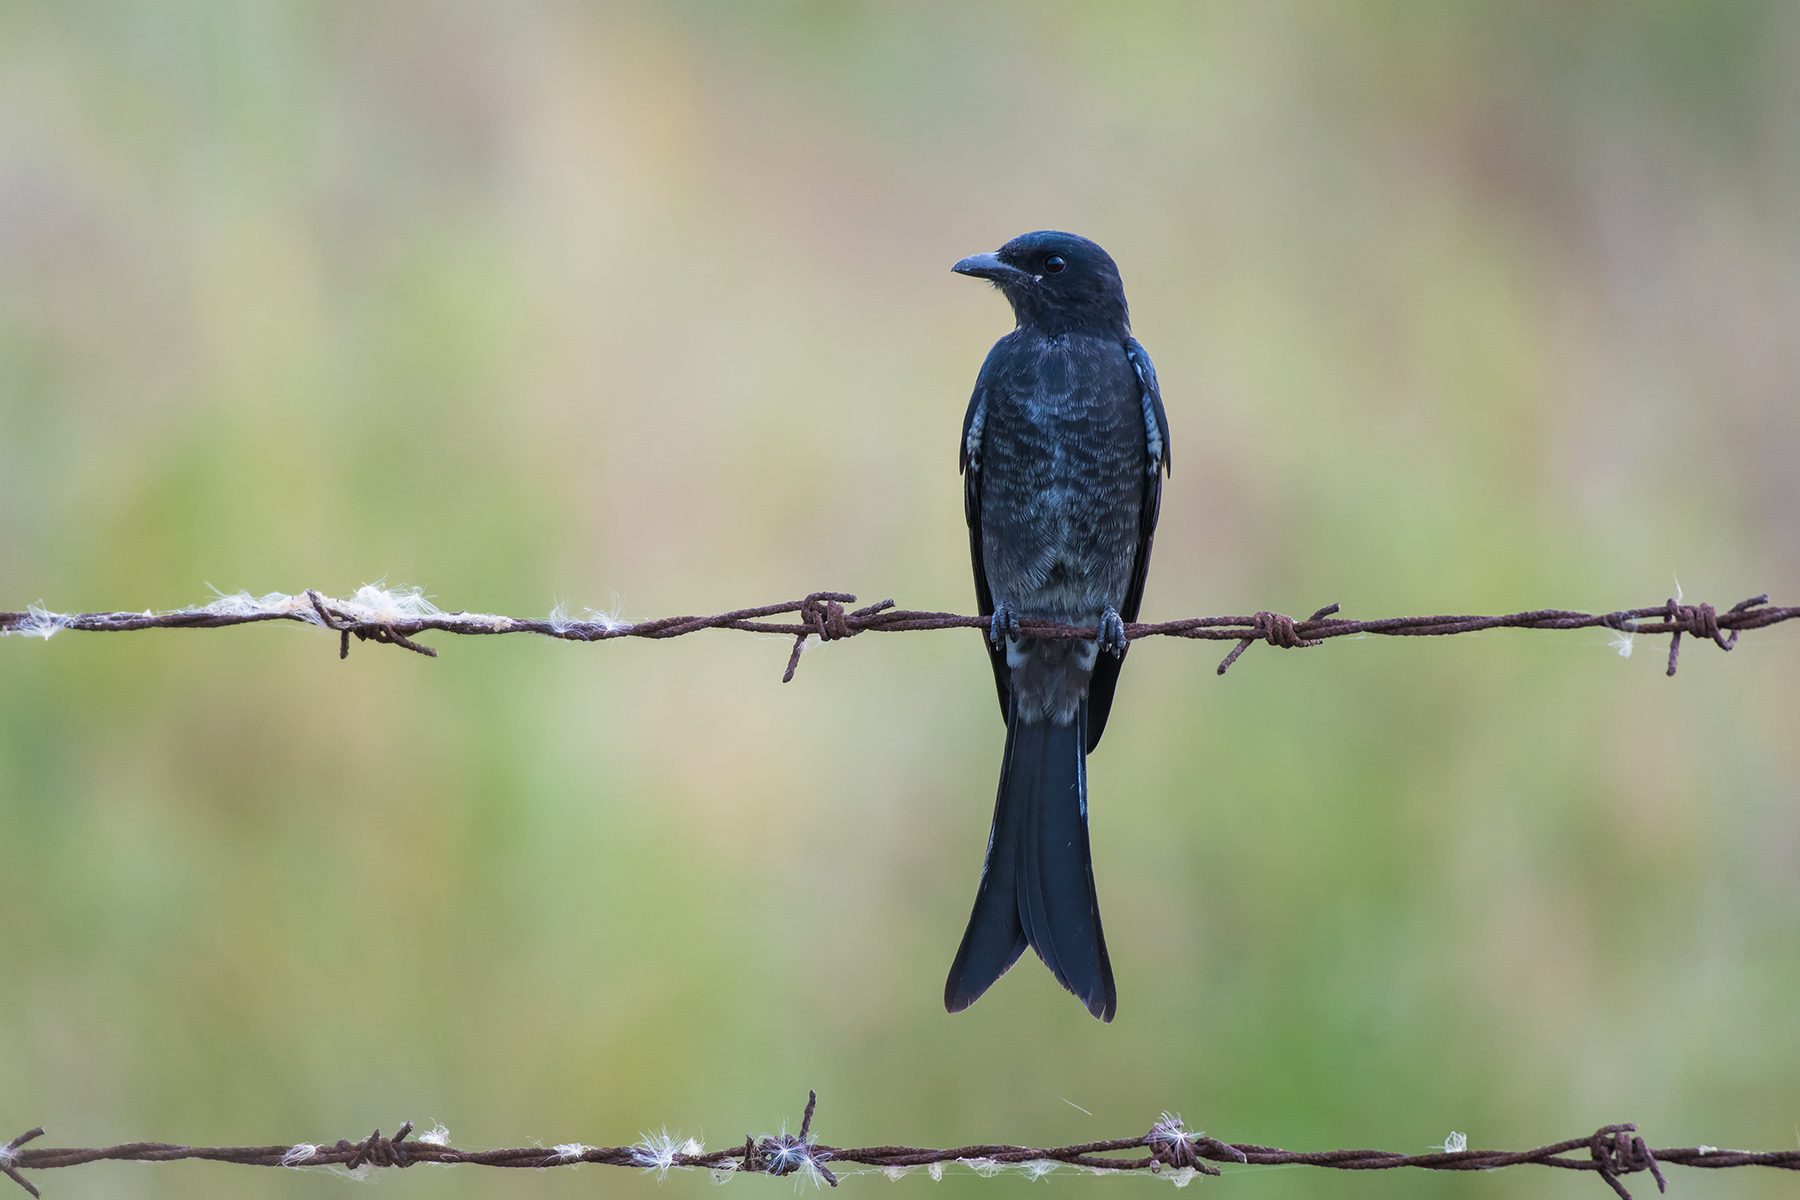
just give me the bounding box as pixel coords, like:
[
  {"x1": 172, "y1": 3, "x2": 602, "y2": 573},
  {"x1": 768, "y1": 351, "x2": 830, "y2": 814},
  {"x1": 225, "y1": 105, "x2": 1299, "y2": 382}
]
[{"x1": 2, "y1": 2, "x2": 1798, "y2": 1198}]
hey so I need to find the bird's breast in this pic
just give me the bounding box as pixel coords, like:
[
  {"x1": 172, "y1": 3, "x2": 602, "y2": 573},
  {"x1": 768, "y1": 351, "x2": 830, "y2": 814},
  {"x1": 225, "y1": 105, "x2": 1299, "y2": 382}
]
[{"x1": 978, "y1": 334, "x2": 1144, "y2": 625}]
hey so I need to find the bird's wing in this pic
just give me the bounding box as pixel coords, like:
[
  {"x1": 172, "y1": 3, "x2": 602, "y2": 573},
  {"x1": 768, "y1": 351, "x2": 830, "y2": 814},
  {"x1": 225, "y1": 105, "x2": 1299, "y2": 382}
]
[
  {"x1": 1085, "y1": 337, "x2": 1169, "y2": 753},
  {"x1": 962, "y1": 344, "x2": 1012, "y2": 719},
  {"x1": 1122, "y1": 336, "x2": 1171, "y2": 619}
]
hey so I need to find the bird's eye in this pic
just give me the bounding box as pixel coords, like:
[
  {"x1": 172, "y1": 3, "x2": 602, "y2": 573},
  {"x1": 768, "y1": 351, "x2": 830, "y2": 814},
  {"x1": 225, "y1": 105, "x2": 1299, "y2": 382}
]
[{"x1": 1044, "y1": 256, "x2": 1067, "y2": 274}]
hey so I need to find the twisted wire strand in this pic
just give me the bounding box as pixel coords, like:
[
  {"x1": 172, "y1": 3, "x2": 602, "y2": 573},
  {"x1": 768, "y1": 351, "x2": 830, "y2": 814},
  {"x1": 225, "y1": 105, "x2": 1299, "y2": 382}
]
[
  {"x1": 2, "y1": 589, "x2": 1792, "y2": 678},
  {"x1": 4, "y1": 1100, "x2": 1797, "y2": 1199}
]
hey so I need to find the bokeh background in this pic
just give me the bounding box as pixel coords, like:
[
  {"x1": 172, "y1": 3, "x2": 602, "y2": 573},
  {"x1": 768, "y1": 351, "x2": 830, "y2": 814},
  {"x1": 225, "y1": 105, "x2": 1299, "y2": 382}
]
[{"x1": 2, "y1": 2, "x2": 1798, "y2": 1197}]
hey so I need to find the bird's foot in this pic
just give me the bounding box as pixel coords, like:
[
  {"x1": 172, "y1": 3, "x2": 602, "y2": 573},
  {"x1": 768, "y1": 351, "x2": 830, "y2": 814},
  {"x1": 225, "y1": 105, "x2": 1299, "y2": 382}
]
[
  {"x1": 1098, "y1": 607, "x2": 1128, "y2": 658},
  {"x1": 988, "y1": 604, "x2": 1021, "y2": 650}
]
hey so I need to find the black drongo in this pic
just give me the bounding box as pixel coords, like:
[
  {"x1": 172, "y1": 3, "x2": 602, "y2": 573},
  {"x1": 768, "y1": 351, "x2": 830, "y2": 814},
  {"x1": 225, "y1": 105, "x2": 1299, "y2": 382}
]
[{"x1": 944, "y1": 231, "x2": 1169, "y2": 1022}]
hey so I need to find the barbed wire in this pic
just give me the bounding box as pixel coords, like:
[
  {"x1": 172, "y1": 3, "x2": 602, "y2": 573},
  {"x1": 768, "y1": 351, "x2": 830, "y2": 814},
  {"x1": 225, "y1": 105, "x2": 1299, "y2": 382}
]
[
  {"x1": 1, "y1": 585, "x2": 1794, "y2": 679},
  {"x1": 5, "y1": 1094, "x2": 1797, "y2": 1198},
  {"x1": 6, "y1": 596, "x2": 1796, "y2": 1198}
]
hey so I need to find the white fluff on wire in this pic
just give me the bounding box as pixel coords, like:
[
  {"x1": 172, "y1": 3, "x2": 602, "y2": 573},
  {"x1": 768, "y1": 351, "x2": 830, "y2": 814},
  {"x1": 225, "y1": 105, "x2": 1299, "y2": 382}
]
[
  {"x1": 546, "y1": 595, "x2": 629, "y2": 635},
  {"x1": 201, "y1": 583, "x2": 520, "y2": 630},
  {"x1": 4, "y1": 583, "x2": 651, "y2": 643},
  {"x1": 630, "y1": 1129, "x2": 706, "y2": 1179},
  {"x1": 279, "y1": 1144, "x2": 319, "y2": 1168},
  {"x1": 3, "y1": 603, "x2": 73, "y2": 639}
]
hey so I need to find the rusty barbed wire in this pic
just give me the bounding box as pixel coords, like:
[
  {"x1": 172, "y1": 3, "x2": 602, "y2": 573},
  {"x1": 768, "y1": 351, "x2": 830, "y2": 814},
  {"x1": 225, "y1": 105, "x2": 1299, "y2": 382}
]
[
  {"x1": 8, "y1": 598, "x2": 1794, "y2": 1198},
  {"x1": 1, "y1": 587, "x2": 1794, "y2": 679},
  {"x1": 4, "y1": 1095, "x2": 1798, "y2": 1198}
]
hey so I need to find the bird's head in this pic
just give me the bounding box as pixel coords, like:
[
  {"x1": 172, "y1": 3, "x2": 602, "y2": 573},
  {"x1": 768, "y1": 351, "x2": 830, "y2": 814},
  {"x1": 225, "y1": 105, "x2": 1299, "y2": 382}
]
[{"x1": 952, "y1": 231, "x2": 1129, "y2": 337}]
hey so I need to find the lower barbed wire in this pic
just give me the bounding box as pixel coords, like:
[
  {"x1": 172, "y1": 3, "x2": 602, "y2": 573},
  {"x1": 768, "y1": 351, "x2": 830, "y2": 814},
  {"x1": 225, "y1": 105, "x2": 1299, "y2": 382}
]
[{"x1": 0, "y1": 1099, "x2": 1749, "y2": 1200}]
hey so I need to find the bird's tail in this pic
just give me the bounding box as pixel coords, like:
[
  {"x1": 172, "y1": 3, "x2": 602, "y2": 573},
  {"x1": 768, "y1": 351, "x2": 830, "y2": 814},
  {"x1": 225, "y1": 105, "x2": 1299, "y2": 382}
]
[{"x1": 944, "y1": 698, "x2": 1115, "y2": 1021}]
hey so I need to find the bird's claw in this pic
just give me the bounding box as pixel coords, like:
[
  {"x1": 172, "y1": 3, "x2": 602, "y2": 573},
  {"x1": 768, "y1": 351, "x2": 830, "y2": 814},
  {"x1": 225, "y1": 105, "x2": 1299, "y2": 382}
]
[
  {"x1": 989, "y1": 605, "x2": 1021, "y2": 650},
  {"x1": 1099, "y1": 607, "x2": 1128, "y2": 658}
]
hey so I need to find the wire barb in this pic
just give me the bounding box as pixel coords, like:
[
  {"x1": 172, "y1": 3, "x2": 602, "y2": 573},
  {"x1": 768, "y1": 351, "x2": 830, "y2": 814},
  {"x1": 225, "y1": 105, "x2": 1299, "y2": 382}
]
[
  {"x1": 1590, "y1": 1124, "x2": 1666, "y2": 1200},
  {"x1": 755, "y1": 1090, "x2": 838, "y2": 1186},
  {"x1": 1, "y1": 1129, "x2": 45, "y2": 1198},
  {"x1": 1146, "y1": 1114, "x2": 1227, "y2": 1176},
  {"x1": 304, "y1": 589, "x2": 438, "y2": 659},
  {"x1": 1216, "y1": 603, "x2": 1338, "y2": 675},
  {"x1": 342, "y1": 1122, "x2": 415, "y2": 1171},
  {"x1": 782, "y1": 592, "x2": 864, "y2": 683}
]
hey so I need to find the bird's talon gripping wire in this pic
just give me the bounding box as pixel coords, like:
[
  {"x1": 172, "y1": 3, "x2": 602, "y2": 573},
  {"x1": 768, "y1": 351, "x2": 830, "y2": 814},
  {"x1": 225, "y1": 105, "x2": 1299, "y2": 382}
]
[
  {"x1": 1099, "y1": 607, "x2": 1128, "y2": 657},
  {"x1": 989, "y1": 604, "x2": 1020, "y2": 650}
]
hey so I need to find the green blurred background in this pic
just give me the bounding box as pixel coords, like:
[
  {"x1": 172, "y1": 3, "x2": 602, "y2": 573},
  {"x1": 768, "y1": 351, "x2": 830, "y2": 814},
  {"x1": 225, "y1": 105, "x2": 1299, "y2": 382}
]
[{"x1": 2, "y1": 2, "x2": 1798, "y2": 1197}]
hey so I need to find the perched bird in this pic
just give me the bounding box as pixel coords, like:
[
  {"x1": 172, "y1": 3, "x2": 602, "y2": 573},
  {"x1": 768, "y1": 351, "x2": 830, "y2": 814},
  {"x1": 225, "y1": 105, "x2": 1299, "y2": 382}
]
[{"x1": 944, "y1": 231, "x2": 1169, "y2": 1022}]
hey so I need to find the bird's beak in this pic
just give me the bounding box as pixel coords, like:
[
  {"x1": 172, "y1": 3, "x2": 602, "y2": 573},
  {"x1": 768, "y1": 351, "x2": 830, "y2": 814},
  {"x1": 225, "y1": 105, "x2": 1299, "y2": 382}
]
[{"x1": 952, "y1": 252, "x2": 1029, "y2": 284}]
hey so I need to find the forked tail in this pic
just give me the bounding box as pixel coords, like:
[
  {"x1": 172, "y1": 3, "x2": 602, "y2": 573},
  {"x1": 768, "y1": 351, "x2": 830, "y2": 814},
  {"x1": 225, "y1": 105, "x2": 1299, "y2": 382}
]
[{"x1": 944, "y1": 698, "x2": 1115, "y2": 1020}]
